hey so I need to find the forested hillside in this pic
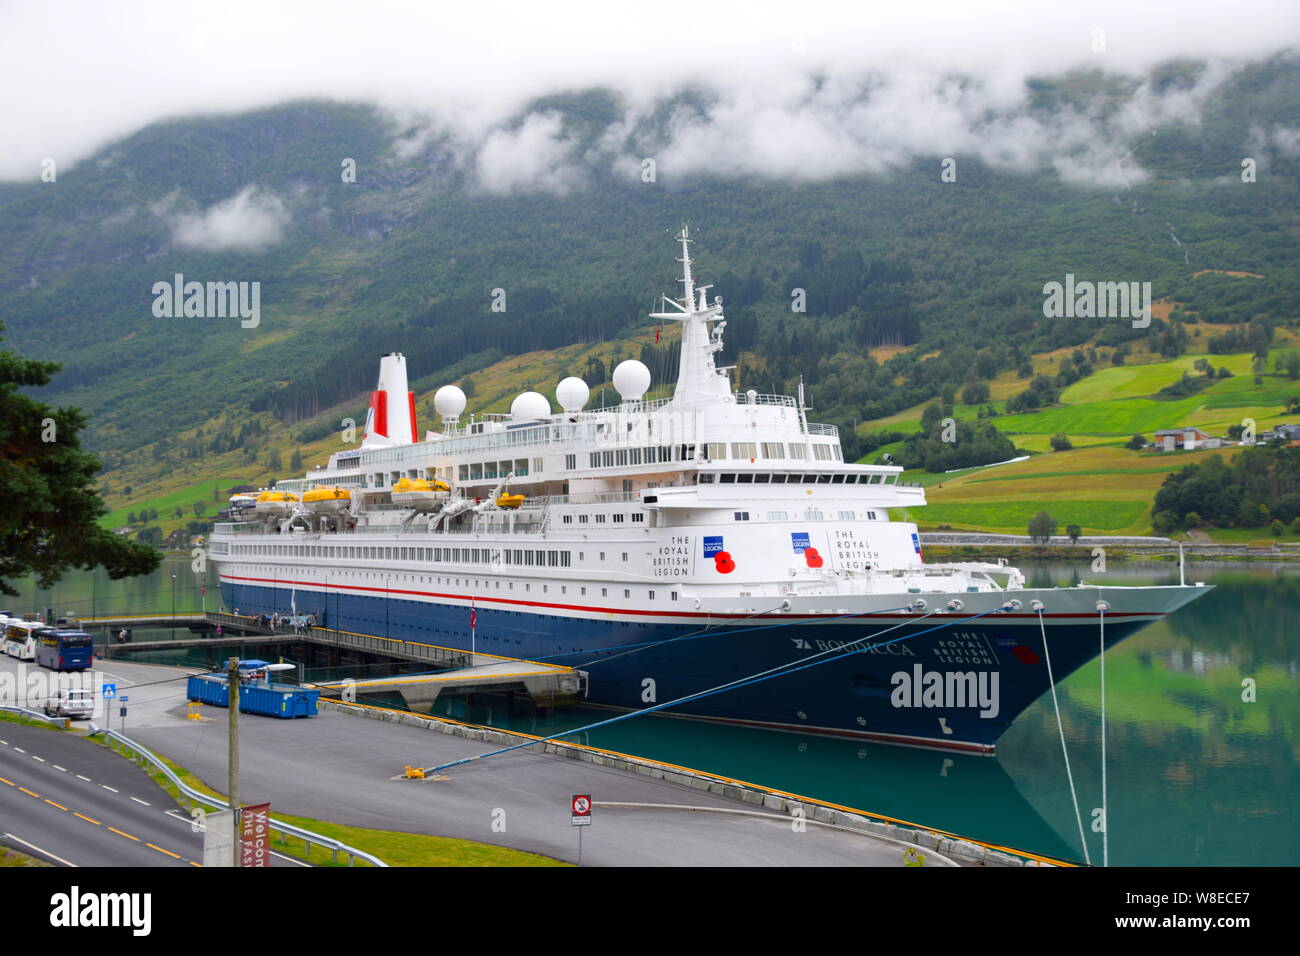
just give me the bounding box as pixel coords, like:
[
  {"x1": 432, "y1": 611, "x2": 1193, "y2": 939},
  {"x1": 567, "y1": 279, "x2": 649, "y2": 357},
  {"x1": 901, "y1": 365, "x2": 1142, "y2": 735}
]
[{"x1": 1, "y1": 55, "x2": 1297, "y2": 487}]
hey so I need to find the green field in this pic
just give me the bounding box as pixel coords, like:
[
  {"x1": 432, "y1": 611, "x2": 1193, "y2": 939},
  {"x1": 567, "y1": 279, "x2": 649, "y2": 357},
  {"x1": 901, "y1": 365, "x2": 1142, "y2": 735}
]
[{"x1": 861, "y1": 348, "x2": 1300, "y2": 536}]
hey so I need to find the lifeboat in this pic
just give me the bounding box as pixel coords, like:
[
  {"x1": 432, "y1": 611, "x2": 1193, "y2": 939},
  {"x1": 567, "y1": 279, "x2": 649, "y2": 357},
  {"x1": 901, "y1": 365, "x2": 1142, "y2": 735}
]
[
  {"x1": 302, "y1": 486, "x2": 351, "y2": 513},
  {"x1": 253, "y1": 490, "x2": 299, "y2": 517},
  {"x1": 391, "y1": 477, "x2": 449, "y2": 512},
  {"x1": 495, "y1": 493, "x2": 526, "y2": 509},
  {"x1": 228, "y1": 493, "x2": 257, "y2": 512}
]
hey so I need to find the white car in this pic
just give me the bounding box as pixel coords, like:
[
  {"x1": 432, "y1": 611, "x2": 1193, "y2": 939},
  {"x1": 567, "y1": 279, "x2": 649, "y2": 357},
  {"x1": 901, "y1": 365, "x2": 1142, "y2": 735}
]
[{"x1": 44, "y1": 688, "x2": 95, "y2": 720}]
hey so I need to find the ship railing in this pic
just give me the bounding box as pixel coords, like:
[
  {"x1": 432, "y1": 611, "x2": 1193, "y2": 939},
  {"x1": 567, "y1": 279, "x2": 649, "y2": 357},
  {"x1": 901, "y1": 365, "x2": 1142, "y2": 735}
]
[
  {"x1": 735, "y1": 392, "x2": 798, "y2": 408},
  {"x1": 804, "y1": 422, "x2": 840, "y2": 437},
  {"x1": 213, "y1": 522, "x2": 264, "y2": 536}
]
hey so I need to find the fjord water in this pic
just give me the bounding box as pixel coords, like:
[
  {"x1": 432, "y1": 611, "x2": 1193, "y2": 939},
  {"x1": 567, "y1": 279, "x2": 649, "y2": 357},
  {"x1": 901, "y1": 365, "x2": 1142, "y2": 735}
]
[{"x1": 14, "y1": 558, "x2": 1297, "y2": 865}]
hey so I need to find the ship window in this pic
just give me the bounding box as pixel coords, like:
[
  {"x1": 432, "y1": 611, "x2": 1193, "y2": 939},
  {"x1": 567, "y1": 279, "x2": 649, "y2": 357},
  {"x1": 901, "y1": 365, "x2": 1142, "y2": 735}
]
[
  {"x1": 737, "y1": 473, "x2": 753, "y2": 484},
  {"x1": 813, "y1": 445, "x2": 832, "y2": 461},
  {"x1": 599, "y1": 552, "x2": 605, "y2": 561},
  {"x1": 868, "y1": 511, "x2": 878, "y2": 520},
  {"x1": 581, "y1": 587, "x2": 586, "y2": 595},
  {"x1": 769, "y1": 473, "x2": 786, "y2": 484},
  {"x1": 817, "y1": 473, "x2": 832, "y2": 484},
  {"x1": 596, "y1": 514, "x2": 606, "y2": 523},
  {"x1": 788, "y1": 443, "x2": 808, "y2": 460},
  {"x1": 832, "y1": 474, "x2": 846, "y2": 484},
  {"x1": 632, "y1": 513, "x2": 644, "y2": 522},
  {"x1": 616, "y1": 450, "x2": 628, "y2": 466},
  {"x1": 630, "y1": 448, "x2": 642, "y2": 465},
  {"x1": 624, "y1": 589, "x2": 630, "y2": 598},
  {"x1": 719, "y1": 474, "x2": 736, "y2": 484},
  {"x1": 762, "y1": 442, "x2": 784, "y2": 458},
  {"x1": 671, "y1": 591, "x2": 678, "y2": 601},
  {"x1": 698, "y1": 473, "x2": 713, "y2": 483},
  {"x1": 588, "y1": 453, "x2": 600, "y2": 467},
  {"x1": 603, "y1": 450, "x2": 614, "y2": 467},
  {"x1": 707, "y1": 443, "x2": 727, "y2": 459},
  {"x1": 805, "y1": 510, "x2": 824, "y2": 520},
  {"x1": 734, "y1": 511, "x2": 750, "y2": 521},
  {"x1": 601, "y1": 588, "x2": 608, "y2": 597},
  {"x1": 579, "y1": 514, "x2": 589, "y2": 523},
  {"x1": 533, "y1": 457, "x2": 543, "y2": 473},
  {"x1": 562, "y1": 515, "x2": 573, "y2": 524},
  {"x1": 768, "y1": 511, "x2": 788, "y2": 520},
  {"x1": 613, "y1": 514, "x2": 625, "y2": 522},
  {"x1": 754, "y1": 473, "x2": 771, "y2": 483},
  {"x1": 839, "y1": 511, "x2": 855, "y2": 520},
  {"x1": 731, "y1": 442, "x2": 756, "y2": 460},
  {"x1": 516, "y1": 458, "x2": 529, "y2": 476},
  {"x1": 649, "y1": 590, "x2": 655, "y2": 600},
  {"x1": 566, "y1": 454, "x2": 576, "y2": 470},
  {"x1": 622, "y1": 553, "x2": 628, "y2": 561}
]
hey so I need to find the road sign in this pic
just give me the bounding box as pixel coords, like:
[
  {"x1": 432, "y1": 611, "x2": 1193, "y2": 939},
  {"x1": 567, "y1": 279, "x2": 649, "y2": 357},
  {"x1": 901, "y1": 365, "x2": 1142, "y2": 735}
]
[
  {"x1": 240, "y1": 803, "x2": 271, "y2": 868},
  {"x1": 102, "y1": 683, "x2": 117, "y2": 699},
  {"x1": 571, "y1": 793, "x2": 592, "y2": 826},
  {"x1": 119, "y1": 695, "x2": 129, "y2": 703},
  {"x1": 119, "y1": 706, "x2": 127, "y2": 717}
]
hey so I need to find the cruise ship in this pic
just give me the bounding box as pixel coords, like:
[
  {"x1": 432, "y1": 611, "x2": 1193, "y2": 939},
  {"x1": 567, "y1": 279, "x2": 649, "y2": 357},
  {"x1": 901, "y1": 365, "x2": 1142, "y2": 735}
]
[{"x1": 210, "y1": 227, "x2": 1210, "y2": 753}]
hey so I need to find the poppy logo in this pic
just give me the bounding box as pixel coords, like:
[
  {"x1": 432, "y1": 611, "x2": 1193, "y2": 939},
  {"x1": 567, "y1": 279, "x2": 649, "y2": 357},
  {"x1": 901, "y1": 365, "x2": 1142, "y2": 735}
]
[
  {"x1": 804, "y1": 546, "x2": 824, "y2": 569},
  {"x1": 714, "y1": 551, "x2": 736, "y2": 574}
]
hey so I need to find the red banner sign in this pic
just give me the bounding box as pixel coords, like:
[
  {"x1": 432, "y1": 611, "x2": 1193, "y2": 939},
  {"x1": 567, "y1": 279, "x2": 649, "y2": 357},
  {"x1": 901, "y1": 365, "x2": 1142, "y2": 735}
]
[{"x1": 240, "y1": 802, "x2": 271, "y2": 867}]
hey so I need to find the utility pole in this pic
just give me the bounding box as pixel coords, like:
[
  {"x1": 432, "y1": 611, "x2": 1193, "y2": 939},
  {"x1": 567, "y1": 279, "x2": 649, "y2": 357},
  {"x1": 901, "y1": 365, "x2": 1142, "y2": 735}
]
[{"x1": 227, "y1": 655, "x2": 240, "y2": 867}]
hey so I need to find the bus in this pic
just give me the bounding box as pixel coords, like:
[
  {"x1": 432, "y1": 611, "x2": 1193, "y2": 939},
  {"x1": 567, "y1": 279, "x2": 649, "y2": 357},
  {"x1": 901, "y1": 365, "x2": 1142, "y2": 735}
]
[
  {"x1": 3, "y1": 621, "x2": 49, "y2": 661},
  {"x1": 34, "y1": 629, "x2": 94, "y2": 671}
]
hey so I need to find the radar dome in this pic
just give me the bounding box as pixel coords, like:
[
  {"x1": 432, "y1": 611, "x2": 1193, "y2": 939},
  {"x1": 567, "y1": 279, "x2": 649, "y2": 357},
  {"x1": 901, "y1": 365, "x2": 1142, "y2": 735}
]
[
  {"x1": 434, "y1": 385, "x2": 467, "y2": 420},
  {"x1": 612, "y1": 360, "x2": 651, "y2": 402},
  {"x1": 510, "y1": 391, "x2": 551, "y2": 423},
  {"x1": 555, "y1": 377, "x2": 590, "y2": 412}
]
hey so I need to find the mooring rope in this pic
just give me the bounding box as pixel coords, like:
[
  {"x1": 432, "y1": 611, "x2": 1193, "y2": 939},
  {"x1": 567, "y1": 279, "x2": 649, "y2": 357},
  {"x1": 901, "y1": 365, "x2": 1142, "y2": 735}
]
[
  {"x1": 1098, "y1": 600, "x2": 1109, "y2": 868},
  {"x1": 1036, "y1": 605, "x2": 1091, "y2": 866},
  {"x1": 418, "y1": 604, "x2": 1005, "y2": 774}
]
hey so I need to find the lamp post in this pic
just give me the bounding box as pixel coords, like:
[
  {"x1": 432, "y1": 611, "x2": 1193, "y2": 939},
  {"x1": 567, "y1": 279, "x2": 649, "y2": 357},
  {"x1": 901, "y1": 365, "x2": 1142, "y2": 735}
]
[{"x1": 170, "y1": 573, "x2": 176, "y2": 637}]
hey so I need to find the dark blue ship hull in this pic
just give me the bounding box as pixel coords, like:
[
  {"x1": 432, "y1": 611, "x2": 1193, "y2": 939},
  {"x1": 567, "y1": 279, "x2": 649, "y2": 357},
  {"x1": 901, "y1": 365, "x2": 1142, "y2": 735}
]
[{"x1": 221, "y1": 577, "x2": 1143, "y2": 752}]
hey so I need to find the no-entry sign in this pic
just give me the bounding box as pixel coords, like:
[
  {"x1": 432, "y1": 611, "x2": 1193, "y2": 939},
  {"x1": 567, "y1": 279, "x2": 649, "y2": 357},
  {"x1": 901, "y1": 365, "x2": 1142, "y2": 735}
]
[{"x1": 571, "y1": 794, "x2": 592, "y2": 826}]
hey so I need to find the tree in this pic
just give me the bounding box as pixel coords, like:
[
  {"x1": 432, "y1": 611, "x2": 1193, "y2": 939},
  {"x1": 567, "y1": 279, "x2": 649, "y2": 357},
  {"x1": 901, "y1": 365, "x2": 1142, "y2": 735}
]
[
  {"x1": 290, "y1": 449, "x2": 303, "y2": 471},
  {"x1": 1271, "y1": 518, "x2": 1285, "y2": 537},
  {"x1": 1066, "y1": 524, "x2": 1082, "y2": 545},
  {"x1": 267, "y1": 449, "x2": 282, "y2": 471},
  {"x1": 961, "y1": 382, "x2": 990, "y2": 405},
  {"x1": 1027, "y1": 510, "x2": 1057, "y2": 544},
  {"x1": 136, "y1": 526, "x2": 163, "y2": 548},
  {"x1": 0, "y1": 324, "x2": 160, "y2": 596},
  {"x1": 127, "y1": 511, "x2": 137, "y2": 525},
  {"x1": 1290, "y1": 517, "x2": 1300, "y2": 536},
  {"x1": 1050, "y1": 432, "x2": 1072, "y2": 451},
  {"x1": 193, "y1": 501, "x2": 206, "y2": 517},
  {"x1": 1126, "y1": 434, "x2": 1147, "y2": 450},
  {"x1": 148, "y1": 507, "x2": 158, "y2": 521}
]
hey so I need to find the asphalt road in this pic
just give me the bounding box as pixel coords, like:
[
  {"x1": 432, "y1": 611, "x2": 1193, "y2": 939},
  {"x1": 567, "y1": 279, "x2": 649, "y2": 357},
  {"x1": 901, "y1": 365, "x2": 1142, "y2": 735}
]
[
  {"x1": 1, "y1": 654, "x2": 944, "y2": 866},
  {"x1": 0, "y1": 722, "x2": 203, "y2": 867},
  {"x1": 85, "y1": 657, "x2": 944, "y2": 865}
]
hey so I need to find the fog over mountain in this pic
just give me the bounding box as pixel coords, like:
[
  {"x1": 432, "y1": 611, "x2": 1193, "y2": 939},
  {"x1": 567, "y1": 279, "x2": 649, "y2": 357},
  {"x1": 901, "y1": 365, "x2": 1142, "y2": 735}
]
[{"x1": 2, "y1": 0, "x2": 1297, "y2": 186}]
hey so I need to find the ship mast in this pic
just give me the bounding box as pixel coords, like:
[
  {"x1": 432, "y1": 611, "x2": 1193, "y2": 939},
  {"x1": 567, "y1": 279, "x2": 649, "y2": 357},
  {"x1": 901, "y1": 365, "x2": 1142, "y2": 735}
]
[{"x1": 650, "y1": 225, "x2": 732, "y2": 407}]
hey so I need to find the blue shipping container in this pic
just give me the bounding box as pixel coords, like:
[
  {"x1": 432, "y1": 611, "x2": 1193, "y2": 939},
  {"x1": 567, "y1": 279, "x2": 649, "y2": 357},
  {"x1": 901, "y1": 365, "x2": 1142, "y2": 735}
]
[{"x1": 186, "y1": 675, "x2": 319, "y2": 718}]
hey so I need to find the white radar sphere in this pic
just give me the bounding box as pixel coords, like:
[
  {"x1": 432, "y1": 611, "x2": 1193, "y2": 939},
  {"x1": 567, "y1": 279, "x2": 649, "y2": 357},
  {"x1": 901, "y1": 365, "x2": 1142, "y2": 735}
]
[
  {"x1": 434, "y1": 385, "x2": 467, "y2": 420},
  {"x1": 612, "y1": 360, "x2": 651, "y2": 402},
  {"x1": 510, "y1": 391, "x2": 552, "y2": 423},
  {"x1": 555, "y1": 376, "x2": 590, "y2": 412}
]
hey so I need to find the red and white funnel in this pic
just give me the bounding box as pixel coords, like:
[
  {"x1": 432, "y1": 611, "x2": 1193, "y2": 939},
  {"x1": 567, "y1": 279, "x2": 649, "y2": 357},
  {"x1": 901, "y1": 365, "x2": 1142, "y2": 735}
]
[{"x1": 361, "y1": 352, "x2": 418, "y2": 449}]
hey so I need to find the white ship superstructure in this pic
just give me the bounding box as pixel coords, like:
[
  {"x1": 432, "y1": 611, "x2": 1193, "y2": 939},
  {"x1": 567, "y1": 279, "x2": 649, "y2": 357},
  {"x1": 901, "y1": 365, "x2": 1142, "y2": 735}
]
[{"x1": 211, "y1": 227, "x2": 1208, "y2": 751}]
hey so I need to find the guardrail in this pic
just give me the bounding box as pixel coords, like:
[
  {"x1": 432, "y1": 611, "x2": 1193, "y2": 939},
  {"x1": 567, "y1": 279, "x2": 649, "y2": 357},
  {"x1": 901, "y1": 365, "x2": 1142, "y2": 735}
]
[
  {"x1": 0, "y1": 704, "x2": 75, "y2": 728},
  {"x1": 87, "y1": 726, "x2": 387, "y2": 867}
]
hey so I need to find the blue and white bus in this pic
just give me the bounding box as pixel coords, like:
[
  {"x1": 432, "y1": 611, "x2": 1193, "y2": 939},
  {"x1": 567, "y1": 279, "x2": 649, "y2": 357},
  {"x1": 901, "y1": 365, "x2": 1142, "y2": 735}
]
[
  {"x1": 3, "y1": 621, "x2": 48, "y2": 661},
  {"x1": 34, "y1": 630, "x2": 94, "y2": 671}
]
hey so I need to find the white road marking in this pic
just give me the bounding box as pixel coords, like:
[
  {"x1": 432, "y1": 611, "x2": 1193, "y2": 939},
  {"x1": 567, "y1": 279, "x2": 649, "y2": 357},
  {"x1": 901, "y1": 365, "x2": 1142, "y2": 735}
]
[
  {"x1": 3, "y1": 832, "x2": 78, "y2": 867},
  {"x1": 76, "y1": 774, "x2": 92, "y2": 782},
  {"x1": 53, "y1": 765, "x2": 66, "y2": 772},
  {"x1": 130, "y1": 797, "x2": 150, "y2": 806},
  {"x1": 13, "y1": 748, "x2": 25, "y2": 754},
  {"x1": 101, "y1": 785, "x2": 118, "y2": 793},
  {"x1": 31, "y1": 756, "x2": 44, "y2": 762}
]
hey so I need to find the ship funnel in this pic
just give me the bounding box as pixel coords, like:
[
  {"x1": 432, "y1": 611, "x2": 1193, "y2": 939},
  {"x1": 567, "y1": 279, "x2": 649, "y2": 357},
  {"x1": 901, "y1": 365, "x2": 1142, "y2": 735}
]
[{"x1": 361, "y1": 352, "x2": 418, "y2": 449}]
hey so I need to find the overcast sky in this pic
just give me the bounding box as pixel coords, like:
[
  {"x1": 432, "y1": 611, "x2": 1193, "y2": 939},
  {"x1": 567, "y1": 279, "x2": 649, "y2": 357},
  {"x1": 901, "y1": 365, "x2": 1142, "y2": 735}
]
[{"x1": 0, "y1": 0, "x2": 1296, "y2": 183}]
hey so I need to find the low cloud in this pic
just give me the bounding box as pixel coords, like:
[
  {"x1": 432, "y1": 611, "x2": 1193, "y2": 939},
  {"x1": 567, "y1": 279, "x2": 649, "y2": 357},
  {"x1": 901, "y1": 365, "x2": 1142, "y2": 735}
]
[{"x1": 171, "y1": 186, "x2": 290, "y2": 251}]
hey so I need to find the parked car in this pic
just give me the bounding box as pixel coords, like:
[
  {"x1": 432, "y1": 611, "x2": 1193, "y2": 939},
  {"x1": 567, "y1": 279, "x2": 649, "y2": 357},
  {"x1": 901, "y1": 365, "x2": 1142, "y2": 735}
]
[{"x1": 44, "y1": 687, "x2": 95, "y2": 719}]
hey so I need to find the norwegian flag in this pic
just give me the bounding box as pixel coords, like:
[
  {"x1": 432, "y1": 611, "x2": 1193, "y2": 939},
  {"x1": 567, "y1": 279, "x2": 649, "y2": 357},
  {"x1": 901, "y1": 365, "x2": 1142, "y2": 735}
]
[
  {"x1": 655, "y1": 325, "x2": 661, "y2": 344},
  {"x1": 469, "y1": 608, "x2": 477, "y2": 629}
]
